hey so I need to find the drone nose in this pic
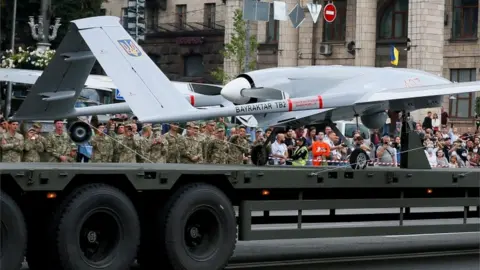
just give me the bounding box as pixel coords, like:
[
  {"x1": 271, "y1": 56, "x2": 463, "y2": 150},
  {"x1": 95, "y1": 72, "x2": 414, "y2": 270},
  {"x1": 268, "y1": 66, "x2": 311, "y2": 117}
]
[{"x1": 220, "y1": 77, "x2": 251, "y2": 104}]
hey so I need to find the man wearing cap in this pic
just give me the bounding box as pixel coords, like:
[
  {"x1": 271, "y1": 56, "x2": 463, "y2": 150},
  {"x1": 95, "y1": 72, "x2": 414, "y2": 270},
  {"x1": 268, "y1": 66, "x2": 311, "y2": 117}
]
[
  {"x1": 1, "y1": 120, "x2": 24, "y2": 162},
  {"x1": 91, "y1": 123, "x2": 114, "y2": 163},
  {"x1": 31, "y1": 122, "x2": 47, "y2": 151},
  {"x1": 164, "y1": 122, "x2": 188, "y2": 163},
  {"x1": 45, "y1": 120, "x2": 73, "y2": 162},
  {"x1": 23, "y1": 127, "x2": 45, "y2": 162},
  {"x1": 150, "y1": 124, "x2": 169, "y2": 163},
  {"x1": 201, "y1": 120, "x2": 217, "y2": 161},
  {"x1": 66, "y1": 143, "x2": 78, "y2": 162},
  {"x1": 181, "y1": 122, "x2": 203, "y2": 164},
  {"x1": 206, "y1": 126, "x2": 229, "y2": 164},
  {"x1": 137, "y1": 125, "x2": 153, "y2": 163},
  {"x1": 228, "y1": 125, "x2": 250, "y2": 164},
  {"x1": 116, "y1": 124, "x2": 139, "y2": 163},
  {"x1": 0, "y1": 118, "x2": 7, "y2": 160},
  {"x1": 111, "y1": 123, "x2": 126, "y2": 162}
]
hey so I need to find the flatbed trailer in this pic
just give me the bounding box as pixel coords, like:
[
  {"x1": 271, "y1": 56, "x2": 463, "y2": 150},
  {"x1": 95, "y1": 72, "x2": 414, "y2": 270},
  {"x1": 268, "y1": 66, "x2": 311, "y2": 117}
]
[{"x1": 1, "y1": 163, "x2": 479, "y2": 270}]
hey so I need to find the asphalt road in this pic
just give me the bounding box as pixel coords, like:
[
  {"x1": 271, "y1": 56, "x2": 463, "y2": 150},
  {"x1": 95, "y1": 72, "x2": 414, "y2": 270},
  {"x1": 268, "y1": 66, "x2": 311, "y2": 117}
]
[{"x1": 21, "y1": 232, "x2": 480, "y2": 269}]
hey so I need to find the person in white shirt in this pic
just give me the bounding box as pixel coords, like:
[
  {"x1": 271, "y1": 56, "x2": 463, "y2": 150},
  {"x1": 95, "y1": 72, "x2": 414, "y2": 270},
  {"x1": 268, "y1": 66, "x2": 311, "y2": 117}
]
[
  {"x1": 270, "y1": 133, "x2": 288, "y2": 165},
  {"x1": 424, "y1": 146, "x2": 438, "y2": 167}
]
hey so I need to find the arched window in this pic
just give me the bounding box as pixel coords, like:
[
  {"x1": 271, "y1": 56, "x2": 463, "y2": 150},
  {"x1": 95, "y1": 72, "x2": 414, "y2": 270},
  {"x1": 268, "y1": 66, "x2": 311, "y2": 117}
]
[{"x1": 378, "y1": 0, "x2": 408, "y2": 40}]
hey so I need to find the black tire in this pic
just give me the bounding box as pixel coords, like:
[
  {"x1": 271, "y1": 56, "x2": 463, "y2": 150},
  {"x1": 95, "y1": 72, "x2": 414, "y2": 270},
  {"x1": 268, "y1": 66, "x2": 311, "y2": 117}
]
[
  {"x1": 53, "y1": 184, "x2": 140, "y2": 270},
  {"x1": 161, "y1": 183, "x2": 237, "y2": 270},
  {"x1": 0, "y1": 191, "x2": 27, "y2": 270},
  {"x1": 349, "y1": 148, "x2": 369, "y2": 170},
  {"x1": 69, "y1": 121, "x2": 93, "y2": 144},
  {"x1": 251, "y1": 145, "x2": 268, "y2": 166}
]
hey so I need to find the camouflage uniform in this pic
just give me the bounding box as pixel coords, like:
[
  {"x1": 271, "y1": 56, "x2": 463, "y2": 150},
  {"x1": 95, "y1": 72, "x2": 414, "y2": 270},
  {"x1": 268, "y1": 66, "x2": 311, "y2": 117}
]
[
  {"x1": 164, "y1": 129, "x2": 188, "y2": 163},
  {"x1": 45, "y1": 131, "x2": 72, "y2": 162},
  {"x1": 137, "y1": 126, "x2": 153, "y2": 163},
  {"x1": 112, "y1": 133, "x2": 125, "y2": 163},
  {"x1": 23, "y1": 133, "x2": 45, "y2": 162},
  {"x1": 91, "y1": 134, "x2": 114, "y2": 163},
  {"x1": 66, "y1": 144, "x2": 78, "y2": 163},
  {"x1": 206, "y1": 127, "x2": 229, "y2": 164},
  {"x1": 149, "y1": 126, "x2": 168, "y2": 163},
  {"x1": 181, "y1": 122, "x2": 203, "y2": 164},
  {"x1": 201, "y1": 121, "x2": 216, "y2": 161},
  {"x1": 1, "y1": 131, "x2": 24, "y2": 162},
  {"x1": 117, "y1": 134, "x2": 138, "y2": 163},
  {"x1": 0, "y1": 128, "x2": 6, "y2": 161},
  {"x1": 228, "y1": 134, "x2": 250, "y2": 164}
]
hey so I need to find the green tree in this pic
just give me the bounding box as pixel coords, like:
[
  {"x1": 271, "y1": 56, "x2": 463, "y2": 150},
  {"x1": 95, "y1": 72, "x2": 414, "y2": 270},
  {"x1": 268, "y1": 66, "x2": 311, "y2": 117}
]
[
  {"x1": 211, "y1": 9, "x2": 258, "y2": 83},
  {"x1": 475, "y1": 96, "x2": 480, "y2": 116}
]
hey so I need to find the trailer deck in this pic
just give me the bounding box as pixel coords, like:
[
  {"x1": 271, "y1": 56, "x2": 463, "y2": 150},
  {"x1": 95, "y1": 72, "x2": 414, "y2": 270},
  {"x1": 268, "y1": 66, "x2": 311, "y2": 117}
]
[{"x1": 2, "y1": 163, "x2": 480, "y2": 270}]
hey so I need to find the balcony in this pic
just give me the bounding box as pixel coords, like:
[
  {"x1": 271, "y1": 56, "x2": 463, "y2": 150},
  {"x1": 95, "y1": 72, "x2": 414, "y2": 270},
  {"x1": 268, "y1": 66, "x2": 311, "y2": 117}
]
[{"x1": 147, "y1": 21, "x2": 225, "y2": 38}]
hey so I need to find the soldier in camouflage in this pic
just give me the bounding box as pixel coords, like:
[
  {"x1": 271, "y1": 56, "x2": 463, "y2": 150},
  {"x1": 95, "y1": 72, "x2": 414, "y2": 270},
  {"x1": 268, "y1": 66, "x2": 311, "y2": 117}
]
[
  {"x1": 1, "y1": 120, "x2": 24, "y2": 163},
  {"x1": 111, "y1": 123, "x2": 126, "y2": 162},
  {"x1": 91, "y1": 123, "x2": 114, "y2": 163},
  {"x1": 206, "y1": 126, "x2": 229, "y2": 164},
  {"x1": 164, "y1": 123, "x2": 189, "y2": 163},
  {"x1": 66, "y1": 143, "x2": 78, "y2": 162},
  {"x1": 138, "y1": 125, "x2": 153, "y2": 163},
  {"x1": 181, "y1": 122, "x2": 203, "y2": 164},
  {"x1": 228, "y1": 125, "x2": 251, "y2": 164},
  {"x1": 117, "y1": 125, "x2": 138, "y2": 163},
  {"x1": 0, "y1": 117, "x2": 7, "y2": 160},
  {"x1": 23, "y1": 127, "x2": 45, "y2": 162},
  {"x1": 201, "y1": 120, "x2": 216, "y2": 161},
  {"x1": 32, "y1": 122, "x2": 47, "y2": 155},
  {"x1": 149, "y1": 124, "x2": 168, "y2": 163},
  {"x1": 45, "y1": 120, "x2": 72, "y2": 162}
]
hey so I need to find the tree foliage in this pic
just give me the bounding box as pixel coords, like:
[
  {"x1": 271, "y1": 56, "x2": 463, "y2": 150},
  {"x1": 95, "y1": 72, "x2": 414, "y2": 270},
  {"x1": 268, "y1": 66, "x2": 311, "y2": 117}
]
[
  {"x1": 475, "y1": 97, "x2": 480, "y2": 116},
  {"x1": 211, "y1": 9, "x2": 258, "y2": 84}
]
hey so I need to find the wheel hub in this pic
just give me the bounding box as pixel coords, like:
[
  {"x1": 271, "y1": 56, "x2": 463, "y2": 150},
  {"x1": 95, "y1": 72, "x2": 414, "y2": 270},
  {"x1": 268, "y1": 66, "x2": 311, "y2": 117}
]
[
  {"x1": 189, "y1": 226, "x2": 200, "y2": 238},
  {"x1": 87, "y1": 231, "x2": 97, "y2": 243}
]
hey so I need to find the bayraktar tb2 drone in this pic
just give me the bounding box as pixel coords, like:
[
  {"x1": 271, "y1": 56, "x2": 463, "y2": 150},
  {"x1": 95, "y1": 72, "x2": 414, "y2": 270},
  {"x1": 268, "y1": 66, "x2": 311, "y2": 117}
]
[{"x1": 10, "y1": 16, "x2": 480, "y2": 168}]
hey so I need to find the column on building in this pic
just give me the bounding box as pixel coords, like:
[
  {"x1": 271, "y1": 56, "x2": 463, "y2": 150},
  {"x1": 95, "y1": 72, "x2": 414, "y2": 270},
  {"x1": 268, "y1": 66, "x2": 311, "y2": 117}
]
[
  {"x1": 407, "y1": 0, "x2": 445, "y2": 119},
  {"x1": 354, "y1": 0, "x2": 377, "y2": 66},
  {"x1": 278, "y1": 0, "x2": 299, "y2": 67}
]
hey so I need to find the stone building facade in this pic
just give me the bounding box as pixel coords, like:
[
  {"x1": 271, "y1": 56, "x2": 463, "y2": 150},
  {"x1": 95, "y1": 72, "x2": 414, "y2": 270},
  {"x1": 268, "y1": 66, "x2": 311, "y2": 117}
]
[
  {"x1": 103, "y1": 0, "x2": 226, "y2": 83},
  {"x1": 103, "y1": 0, "x2": 479, "y2": 128},
  {"x1": 225, "y1": 0, "x2": 480, "y2": 129}
]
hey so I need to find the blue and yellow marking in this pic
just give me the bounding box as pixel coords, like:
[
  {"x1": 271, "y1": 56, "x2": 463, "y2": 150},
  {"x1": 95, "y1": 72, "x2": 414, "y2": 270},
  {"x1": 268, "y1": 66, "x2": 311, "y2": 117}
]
[{"x1": 118, "y1": 39, "x2": 142, "y2": 57}]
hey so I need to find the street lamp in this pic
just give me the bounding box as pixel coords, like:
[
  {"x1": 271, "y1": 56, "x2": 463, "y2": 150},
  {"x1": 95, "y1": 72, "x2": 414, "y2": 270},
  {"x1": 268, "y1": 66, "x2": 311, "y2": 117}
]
[
  {"x1": 4, "y1": 0, "x2": 17, "y2": 118},
  {"x1": 28, "y1": 16, "x2": 61, "y2": 52}
]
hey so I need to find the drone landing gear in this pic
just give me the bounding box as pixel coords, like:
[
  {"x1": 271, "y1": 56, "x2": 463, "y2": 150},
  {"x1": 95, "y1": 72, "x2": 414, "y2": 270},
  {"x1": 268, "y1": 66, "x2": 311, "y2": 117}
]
[
  {"x1": 347, "y1": 114, "x2": 369, "y2": 170},
  {"x1": 251, "y1": 127, "x2": 279, "y2": 166}
]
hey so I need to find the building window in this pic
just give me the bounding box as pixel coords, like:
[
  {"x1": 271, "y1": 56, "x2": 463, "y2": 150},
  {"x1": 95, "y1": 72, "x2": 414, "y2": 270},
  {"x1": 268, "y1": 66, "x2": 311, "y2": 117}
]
[
  {"x1": 184, "y1": 55, "x2": 204, "y2": 77},
  {"x1": 449, "y1": 69, "x2": 477, "y2": 118},
  {"x1": 100, "y1": 8, "x2": 106, "y2": 15},
  {"x1": 204, "y1": 3, "x2": 216, "y2": 28},
  {"x1": 176, "y1": 4, "x2": 187, "y2": 29},
  {"x1": 378, "y1": 0, "x2": 408, "y2": 40},
  {"x1": 121, "y1": 8, "x2": 128, "y2": 29},
  {"x1": 266, "y1": 2, "x2": 279, "y2": 43},
  {"x1": 323, "y1": 0, "x2": 347, "y2": 42},
  {"x1": 452, "y1": 0, "x2": 478, "y2": 40}
]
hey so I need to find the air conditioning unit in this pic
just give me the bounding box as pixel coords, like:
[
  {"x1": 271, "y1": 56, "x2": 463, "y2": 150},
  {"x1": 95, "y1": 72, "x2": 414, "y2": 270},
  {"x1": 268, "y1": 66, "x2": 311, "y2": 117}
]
[{"x1": 319, "y1": 43, "x2": 332, "y2": 56}]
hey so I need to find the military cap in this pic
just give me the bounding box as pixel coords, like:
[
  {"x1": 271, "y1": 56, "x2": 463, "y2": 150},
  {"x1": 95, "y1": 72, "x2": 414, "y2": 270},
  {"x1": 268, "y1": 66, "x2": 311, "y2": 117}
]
[
  {"x1": 32, "y1": 122, "x2": 42, "y2": 128},
  {"x1": 185, "y1": 122, "x2": 195, "y2": 128},
  {"x1": 256, "y1": 128, "x2": 264, "y2": 133},
  {"x1": 142, "y1": 125, "x2": 151, "y2": 132},
  {"x1": 206, "y1": 120, "x2": 216, "y2": 125},
  {"x1": 216, "y1": 126, "x2": 225, "y2": 132},
  {"x1": 71, "y1": 143, "x2": 78, "y2": 151},
  {"x1": 170, "y1": 122, "x2": 180, "y2": 126},
  {"x1": 238, "y1": 125, "x2": 246, "y2": 130},
  {"x1": 193, "y1": 122, "x2": 200, "y2": 129},
  {"x1": 198, "y1": 121, "x2": 206, "y2": 127}
]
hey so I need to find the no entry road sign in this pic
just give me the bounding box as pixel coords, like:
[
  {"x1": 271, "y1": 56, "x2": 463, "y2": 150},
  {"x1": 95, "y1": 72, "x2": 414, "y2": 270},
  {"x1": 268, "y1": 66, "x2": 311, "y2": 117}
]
[{"x1": 323, "y1": 2, "x2": 337, "y2": 23}]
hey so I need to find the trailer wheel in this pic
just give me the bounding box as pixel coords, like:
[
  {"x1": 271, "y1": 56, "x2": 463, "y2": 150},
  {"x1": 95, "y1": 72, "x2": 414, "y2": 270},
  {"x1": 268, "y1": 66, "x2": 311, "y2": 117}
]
[
  {"x1": 162, "y1": 183, "x2": 237, "y2": 270},
  {"x1": 349, "y1": 148, "x2": 369, "y2": 170},
  {"x1": 251, "y1": 145, "x2": 268, "y2": 166},
  {"x1": 54, "y1": 184, "x2": 140, "y2": 270},
  {"x1": 0, "y1": 191, "x2": 27, "y2": 270}
]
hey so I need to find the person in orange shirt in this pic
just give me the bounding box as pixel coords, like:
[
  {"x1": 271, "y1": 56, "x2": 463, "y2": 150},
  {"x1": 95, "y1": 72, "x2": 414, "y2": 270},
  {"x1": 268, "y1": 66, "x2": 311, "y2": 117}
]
[{"x1": 312, "y1": 132, "x2": 330, "y2": 166}]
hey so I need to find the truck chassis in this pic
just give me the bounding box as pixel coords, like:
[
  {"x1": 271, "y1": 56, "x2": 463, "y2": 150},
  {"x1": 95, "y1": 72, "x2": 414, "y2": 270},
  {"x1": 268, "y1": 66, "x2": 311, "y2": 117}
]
[{"x1": 1, "y1": 163, "x2": 479, "y2": 270}]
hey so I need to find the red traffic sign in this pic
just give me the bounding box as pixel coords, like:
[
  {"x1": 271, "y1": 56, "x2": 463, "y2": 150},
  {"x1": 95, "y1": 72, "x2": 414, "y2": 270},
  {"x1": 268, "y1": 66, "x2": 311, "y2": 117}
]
[{"x1": 324, "y1": 3, "x2": 337, "y2": 23}]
